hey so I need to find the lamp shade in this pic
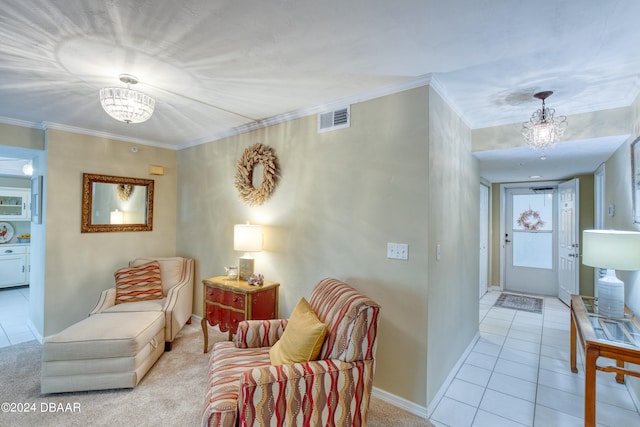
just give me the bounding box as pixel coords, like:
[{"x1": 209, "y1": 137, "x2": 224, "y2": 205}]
[
  {"x1": 234, "y1": 224, "x2": 263, "y2": 252},
  {"x1": 110, "y1": 209, "x2": 124, "y2": 225},
  {"x1": 582, "y1": 230, "x2": 640, "y2": 271}
]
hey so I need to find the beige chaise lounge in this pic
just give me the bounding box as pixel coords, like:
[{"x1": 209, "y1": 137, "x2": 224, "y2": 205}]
[
  {"x1": 40, "y1": 256, "x2": 195, "y2": 394},
  {"x1": 41, "y1": 311, "x2": 165, "y2": 394},
  {"x1": 90, "y1": 257, "x2": 195, "y2": 350}
]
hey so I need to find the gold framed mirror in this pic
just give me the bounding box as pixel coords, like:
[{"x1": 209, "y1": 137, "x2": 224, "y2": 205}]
[{"x1": 81, "y1": 173, "x2": 154, "y2": 233}]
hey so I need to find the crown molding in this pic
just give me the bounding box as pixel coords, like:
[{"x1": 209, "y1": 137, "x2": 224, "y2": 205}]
[
  {"x1": 0, "y1": 116, "x2": 47, "y2": 130},
  {"x1": 178, "y1": 74, "x2": 438, "y2": 149},
  {"x1": 0, "y1": 116, "x2": 178, "y2": 150},
  {"x1": 42, "y1": 121, "x2": 178, "y2": 150}
]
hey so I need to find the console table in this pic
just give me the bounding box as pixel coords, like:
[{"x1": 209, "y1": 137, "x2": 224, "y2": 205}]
[
  {"x1": 201, "y1": 276, "x2": 279, "y2": 353},
  {"x1": 570, "y1": 294, "x2": 640, "y2": 427}
]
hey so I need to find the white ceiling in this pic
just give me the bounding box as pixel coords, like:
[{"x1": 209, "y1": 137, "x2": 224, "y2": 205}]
[{"x1": 1, "y1": 0, "x2": 639, "y2": 181}]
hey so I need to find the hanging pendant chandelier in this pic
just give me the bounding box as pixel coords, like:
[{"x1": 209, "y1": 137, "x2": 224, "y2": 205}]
[
  {"x1": 521, "y1": 91, "x2": 567, "y2": 156},
  {"x1": 99, "y1": 74, "x2": 155, "y2": 124}
]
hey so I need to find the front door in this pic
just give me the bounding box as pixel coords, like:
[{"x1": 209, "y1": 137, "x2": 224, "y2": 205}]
[
  {"x1": 505, "y1": 187, "x2": 557, "y2": 295},
  {"x1": 558, "y1": 179, "x2": 580, "y2": 306}
]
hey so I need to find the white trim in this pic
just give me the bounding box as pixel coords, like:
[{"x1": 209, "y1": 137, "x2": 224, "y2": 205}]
[
  {"x1": 425, "y1": 332, "x2": 480, "y2": 417},
  {"x1": 27, "y1": 318, "x2": 43, "y2": 343},
  {"x1": 43, "y1": 121, "x2": 177, "y2": 150},
  {"x1": 0, "y1": 116, "x2": 46, "y2": 130},
  {"x1": 0, "y1": 116, "x2": 177, "y2": 150},
  {"x1": 371, "y1": 386, "x2": 428, "y2": 419}
]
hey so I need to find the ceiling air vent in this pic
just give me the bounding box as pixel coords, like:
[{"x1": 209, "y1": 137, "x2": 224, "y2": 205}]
[{"x1": 318, "y1": 105, "x2": 350, "y2": 133}]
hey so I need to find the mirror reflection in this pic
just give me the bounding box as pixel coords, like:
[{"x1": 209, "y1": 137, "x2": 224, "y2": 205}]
[{"x1": 81, "y1": 173, "x2": 154, "y2": 233}]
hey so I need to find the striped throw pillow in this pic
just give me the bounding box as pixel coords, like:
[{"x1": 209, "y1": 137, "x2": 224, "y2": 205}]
[{"x1": 114, "y1": 261, "x2": 163, "y2": 304}]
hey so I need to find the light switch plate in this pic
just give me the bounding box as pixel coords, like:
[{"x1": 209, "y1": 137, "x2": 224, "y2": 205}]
[{"x1": 387, "y1": 242, "x2": 409, "y2": 260}]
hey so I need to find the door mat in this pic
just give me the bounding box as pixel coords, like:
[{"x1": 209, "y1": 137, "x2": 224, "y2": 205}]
[{"x1": 494, "y1": 293, "x2": 543, "y2": 313}]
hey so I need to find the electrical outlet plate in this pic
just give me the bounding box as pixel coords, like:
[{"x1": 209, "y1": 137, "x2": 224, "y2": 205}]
[{"x1": 387, "y1": 242, "x2": 409, "y2": 260}]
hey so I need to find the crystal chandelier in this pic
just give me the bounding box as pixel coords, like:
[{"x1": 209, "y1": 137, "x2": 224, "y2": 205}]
[
  {"x1": 521, "y1": 91, "x2": 567, "y2": 157},
  {"x1": 99, "y1": 74, "x2": 155, "y2": 124}
]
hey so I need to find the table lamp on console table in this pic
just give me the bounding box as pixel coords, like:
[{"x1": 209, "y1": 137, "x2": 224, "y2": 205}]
[
  {"x1": 234, "y1": 223, "x2": 263, "y2": 280},
  {"x1": 582, "y1": 229, "x2": 640, "y2": 318}
]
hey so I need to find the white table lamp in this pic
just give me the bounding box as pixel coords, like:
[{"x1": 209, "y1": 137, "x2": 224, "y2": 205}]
[
  {"x1": 582, "y1": 230, "x2": 640, "y2": 318},
  {"x1": 110, "y1": 209, "x2": 124, "y2": 224},
  {"x1": 234, "y1": 223, "x2": 263, "y2": 280}
]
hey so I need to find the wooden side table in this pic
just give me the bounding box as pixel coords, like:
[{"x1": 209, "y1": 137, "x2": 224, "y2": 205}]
[
  {"x1": 570, "y1": 294, "x2": 640, "y2": 427},
  {"x1": 201, "y1": 276, "x2": 279, "y2": 353}
]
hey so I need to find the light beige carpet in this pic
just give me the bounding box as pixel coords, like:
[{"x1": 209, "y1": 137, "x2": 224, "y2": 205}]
[{"x1": 0, "y1": 321, "x2": 432, "y2": 426}]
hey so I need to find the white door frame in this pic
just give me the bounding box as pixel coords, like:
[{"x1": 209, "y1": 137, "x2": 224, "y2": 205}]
[
  {"x1": 499, "y1": 181, "x2": 561, "y2": 290},
  {"x1": 558, "y1": 178, "x2": 580, "y2": 305},
  {"x1": 479, "y1": 183, "x2": 490, "y2": 298},
  {"x1": 594, "y1": 163, "x2": 606, "y2": 297}
]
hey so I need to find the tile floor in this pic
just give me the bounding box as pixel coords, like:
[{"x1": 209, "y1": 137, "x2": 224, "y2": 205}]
[
  {"x1": 430, "y1": 291, "x2": 640, "y2": 427},
  {"x1": 0, "y1": 285, "x2": 35, "y2": 348}
]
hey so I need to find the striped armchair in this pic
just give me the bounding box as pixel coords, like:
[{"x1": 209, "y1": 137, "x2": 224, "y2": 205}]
[{"x1": 202, "y1": 278, "x2": 381, "y2": 427}]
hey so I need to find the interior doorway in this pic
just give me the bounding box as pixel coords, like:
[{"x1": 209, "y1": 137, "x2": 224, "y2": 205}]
[{"x1": 503, "y1": 185, "x2": 558, "y2": 295}]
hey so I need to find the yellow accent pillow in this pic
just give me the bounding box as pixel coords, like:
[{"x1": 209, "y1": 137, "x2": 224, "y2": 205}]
[{"x1": 269, "y1": 297, "x2": 327, "y2": 365}]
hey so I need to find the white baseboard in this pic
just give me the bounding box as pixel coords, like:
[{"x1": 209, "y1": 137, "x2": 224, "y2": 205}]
[
  {"x1": 371, "y1": 386, "x2": 428, "y2": 419},
  {"x1": 27, "y1": 318, "x2": 43, "y2": 343},
  {"x1": 425, "y1": 332, "x2": 480, "y2": 417}
]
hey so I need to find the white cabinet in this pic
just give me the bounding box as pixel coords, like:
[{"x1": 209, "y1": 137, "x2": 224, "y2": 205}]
[
  {"x1": 0, "y1": 187, "x2": 30, "y2": 220},
  {"x1": 0, "y1": 244, "x2": 29, "y2": 288}
]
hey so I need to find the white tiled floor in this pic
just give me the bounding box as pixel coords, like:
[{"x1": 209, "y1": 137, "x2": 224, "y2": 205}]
[
  {"x1": 430, "y1": 291, "x2": 640, "y2": 427},
  {"x1": 0, "y1": 285, "x2": 35, "y2": 348}
]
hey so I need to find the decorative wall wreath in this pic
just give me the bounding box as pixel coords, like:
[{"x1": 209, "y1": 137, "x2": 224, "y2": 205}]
[
  {"x1": 117, "y1": 184, "x2": 134, "y2": 201},
  {"x1": 516, "y1": 208, "x2": 545, "y2": 231},
  {"x1": 234, "y1": 143, "x2": 280, "y2": 206}
]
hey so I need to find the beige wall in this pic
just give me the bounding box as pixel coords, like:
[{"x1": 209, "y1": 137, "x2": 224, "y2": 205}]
[
  {"x1": 177, "y1": 86, "x2": 479, "y2": 407},
  {"x1": 0, "y1": 123, "x2": 45, "y2": 151},
  {"x1": 39, "y1": 129, "x2": 178, "y2": 336},
  {"x1": 426, "y1": 87, "x2": 479, "y2": 403},
  {"x1": 472, "y1": 107, "x2": 631, "y2": 153},
  {"x1": 577, "y1": 174, "x2": 595, "y2": 296}
]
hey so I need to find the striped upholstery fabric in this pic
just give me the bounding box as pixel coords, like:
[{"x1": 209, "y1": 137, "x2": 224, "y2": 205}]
[
  {"x1": 235, "y1": 319, "x2": 288, "y2": 349},
  {"x1": 309, "y1": 278, "x2": 380, "y2": 362},
  {"x1": 203, "y1": 343, "x2": 272, "y2": 427},
  {"x1": 239, "y1": 359, "x2": 376, "y2": 426},
  {"x1": 201, "y1": 278, "x2": 381, "y2": 427},
  {"x1": 114, "y1": 261, "x2": 163, "y2": 304}
]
